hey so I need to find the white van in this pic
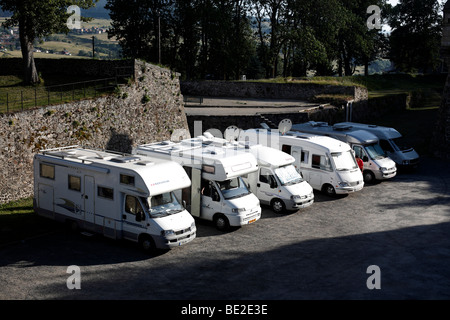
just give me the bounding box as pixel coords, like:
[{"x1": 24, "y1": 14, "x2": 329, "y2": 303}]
[
  {"x1": 200, "y1": 133, "x2": 314, "y2": 213},
  {"x1": 337, "y1": 122, "x2": 419, "y2": 169},
  {"x1": 239, "y1": 129, "x2": 364, "y2": 197},
  {"x1": 134, "y1": 138, "x2": 261, "y2": 231},
  {"x1": 33, "y1": 147, "x2": 196, "y2": 251},
  {"x1": 291, "y1": 122, "x2": 397, "y2": 183}
]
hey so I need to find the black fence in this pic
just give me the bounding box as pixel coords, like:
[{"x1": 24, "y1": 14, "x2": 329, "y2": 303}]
[{"x1": 0, "y1": 66, "x2": 135, "y2": 113}]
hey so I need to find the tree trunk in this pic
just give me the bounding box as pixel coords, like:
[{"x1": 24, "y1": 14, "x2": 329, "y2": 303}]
[{"x1": 19, "y1": 19, "x2": 39, "y2": 85}]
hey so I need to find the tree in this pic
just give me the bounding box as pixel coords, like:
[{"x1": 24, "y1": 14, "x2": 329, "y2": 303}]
[
  {"x1": 106, "y1": 0, "x2": 174, "y2": 65},
  {"x1": 0, "y1": 0, "x2": 97, "y2": 84},
  {"x1": 388, "y1": 0, "x2": 442, "y2": 73}
]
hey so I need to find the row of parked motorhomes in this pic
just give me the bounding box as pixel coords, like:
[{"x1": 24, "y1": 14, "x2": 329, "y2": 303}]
[{"x1": 33, "y1": 120, "x2": 419, "y2": 252}]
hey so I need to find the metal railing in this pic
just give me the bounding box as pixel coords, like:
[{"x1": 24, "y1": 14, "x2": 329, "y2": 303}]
[{"x1": 0, "y1": 77, "x2": 122, "y2": 113}]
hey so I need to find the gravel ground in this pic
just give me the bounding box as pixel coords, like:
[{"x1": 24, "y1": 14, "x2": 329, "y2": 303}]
[{"x1": 1, "y1": 156, "x2": 449, "y2": 303}]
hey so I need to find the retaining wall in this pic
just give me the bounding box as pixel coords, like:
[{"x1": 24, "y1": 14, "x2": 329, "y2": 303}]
[{"x1": 0, "y1": 60, "x2": 188, "y2": 204}]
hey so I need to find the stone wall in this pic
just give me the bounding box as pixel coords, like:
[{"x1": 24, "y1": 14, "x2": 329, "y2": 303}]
[
  {"x1": 186, "y1": 93, "x2": 408, "y2": 138},
  {"x1": 181, "y1": 80, "x2": 368, "y2": 103},
  {"x1": 0, "y1": 60, "x2": 188, "y2": 204},
  {"x1": 432, "y1": 73, "x2": 450, "y2": 160}
]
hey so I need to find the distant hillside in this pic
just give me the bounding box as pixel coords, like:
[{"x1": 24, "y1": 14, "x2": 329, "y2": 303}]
[{"x1": 0, "y1": 0, "x2": 109, "y2": 19}]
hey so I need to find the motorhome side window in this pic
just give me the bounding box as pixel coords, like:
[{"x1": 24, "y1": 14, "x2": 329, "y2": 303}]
[
  {"x1": 282, "y1": 145, "x2": 291, "y2": 154},
  {"x1": 301, "y1": 151, "x2": 309, "y2": 164},
  {"x1": 125, "y1": 195, "x2": 144, "y2": 216},
  {"x1": 68, "y1": 175, "x2": 81, "y2": 192},
  {"x1": 120, "y1": 174, "x2": 135, "y2": 186},
  {"x1": 40, "y1": 163, "x2": 55, "y2": 180},
  {"x1": 260, "y1": 168, "x2": 275, "y2": 185},
  {"x1": 312, "y1": 154, "x2": 332, "y2": 171},
  {"x1": 354, "y1": 146, "x2": 366, "y2": 159},
  {"x1": 98, "y1": 186, "x2": 114, "y2": 200},
  {"x1": 379, "y1": 140, "x2": 394, "y2": 152}
]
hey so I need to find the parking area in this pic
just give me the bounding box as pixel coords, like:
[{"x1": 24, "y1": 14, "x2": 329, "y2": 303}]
[{"x1": 0, "y1": 156, "x2": 449, "y2": 302}]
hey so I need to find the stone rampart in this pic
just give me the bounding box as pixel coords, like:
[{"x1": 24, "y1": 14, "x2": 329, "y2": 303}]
[{"x1": 0, "y1": 60, "x2": 188, "y2": 204}]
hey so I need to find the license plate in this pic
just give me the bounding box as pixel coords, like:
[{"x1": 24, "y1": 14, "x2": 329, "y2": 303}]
[{"x1": 248, "y1": 219, "x2": 256, "y2": 224}]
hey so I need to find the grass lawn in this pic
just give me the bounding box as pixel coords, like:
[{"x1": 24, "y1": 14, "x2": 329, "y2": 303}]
[
  {"x1": 0, "y1": 197, "x2": 61, "y2": 246},
  {"x1": 0, "y1": 73, "x2": 117, "y2": 113}
]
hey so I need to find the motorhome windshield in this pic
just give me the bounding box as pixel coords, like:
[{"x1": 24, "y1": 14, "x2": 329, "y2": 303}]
[
  {"x1": 147, "y1": 192, "x2": 184, "y2": 217},
  {"x1": 331, "y1": 151, "x2": 358, "y2": 171},
  {"x1": 217, "y1": 177, "x2": 251, "y2": 200},
  {"x1": 391, "y1": 137, "x2": 413, "y2": 152},
  {"x1": 274, "y1": 165, "x2": 304, "y2": 186},
  {"x1": 365, "y1": 143, "x2": 386, "y2": 159}
]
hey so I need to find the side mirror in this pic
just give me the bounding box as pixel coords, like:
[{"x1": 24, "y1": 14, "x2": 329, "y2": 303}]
[
  {"x1": 363, "y1": 156, "x2": 369, "y2": 162},
  {"x1": 212, "y1": 191, "x2": 220, "y2": 202}
]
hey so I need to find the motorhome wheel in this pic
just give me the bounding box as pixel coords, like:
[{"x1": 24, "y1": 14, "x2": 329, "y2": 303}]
[
  {"x1": 214, "y1": 214, "x2": 230, "y2": 231},
  {"x1": 66, "y1": 220, "x2": 79, "y2": 233},
  {"x1": 322, "y1": 184, "x2": 336, "y2": 197},
  {"x1": 139, "y1": 234, "x2": 156, "y2": 252},
  {"x1": 271, "y1": 198, "x2": 286, "y2": 214},
  {"x1": 363, "y1": 171, "x2": 375, "y2": 184}
]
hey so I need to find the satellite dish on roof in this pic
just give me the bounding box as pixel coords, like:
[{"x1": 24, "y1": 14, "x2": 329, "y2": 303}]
[
  {"x1": 279, "y1": 119, "x2": 292, "y2": 135},
  {"x1": 224, "y1": 125, "x2": 241, "y2": 142}
]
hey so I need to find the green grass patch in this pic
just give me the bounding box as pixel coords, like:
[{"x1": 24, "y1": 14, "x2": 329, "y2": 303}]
[
  {"x1": 0, "y1": 197, "x2": 60, "y2": 246},
  {"x1": 0, "y1": 74, "x2": 117, "y2": 113}
]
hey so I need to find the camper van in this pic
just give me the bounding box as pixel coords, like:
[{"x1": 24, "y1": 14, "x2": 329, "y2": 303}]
[
  {"x1": 33, "y1": 147, "x2": 196, "y2": 251},
  {"x1": 239, "y1": 129, "x2": 364, "y2": 197},
  {"x1": 200, "y1": 133, "x2": 314, "y2": 213},
  {"x1": 134, "y1": 138, "x2": 261, "y2": 231},
  {"x1": 336, "y1": 122, "x2": 419, "y2": 169},
  {"x1": 291, "y1": 121, "x2": 397, "y2": 183}
]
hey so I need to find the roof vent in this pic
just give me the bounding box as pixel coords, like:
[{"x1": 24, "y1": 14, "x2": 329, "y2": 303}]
[
  {"x1": 333, "y1": 124, "x2": 352, "y2": 131},
  {"x1": 110, "y1": 156, "x2": 140, "y2": 163}
]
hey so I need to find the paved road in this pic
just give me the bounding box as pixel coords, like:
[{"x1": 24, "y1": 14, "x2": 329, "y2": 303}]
[
  {"x1": 184, "y1": 97, "x2": 322, "y2": 116},
  {"x1": 1, "y1": 156, "x2": 449, "y2": 303}
]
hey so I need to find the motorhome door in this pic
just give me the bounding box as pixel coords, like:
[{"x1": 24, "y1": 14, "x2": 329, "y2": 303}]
[
  {"x1": 38, "y1": 184, "x2": 54, "y2": 218},
  {"x1": 190, "y1": 168, "x2": 202, "y2": 217},
  {"x1": 84, "y1": 176, "x2": 95, "y2": 225},
  {"x1": 291, "y1": 146, "x2": 303, "y2": 173}
]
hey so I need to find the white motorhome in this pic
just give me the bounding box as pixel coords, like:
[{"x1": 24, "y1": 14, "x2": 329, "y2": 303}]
[
  {"x1": 134, "y1": 138, "x2": 261, "y2": 231},
  {"x1": 200, "y1": 133, "x2": 314, "y2": 213},
  {"x1": 336, "y1": 122, "x2": 420, "y2": 169},
  {"x1": 33, "y1": 147, "x2": 196, "y2": 251},
  {"x1": 291, "y1": 121, "x2": 397, "y2": 183},
  {"x1": 239, "y1": 129, "x2": 364, "y2": 196}
]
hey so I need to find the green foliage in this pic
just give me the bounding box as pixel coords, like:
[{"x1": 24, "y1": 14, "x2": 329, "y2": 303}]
[
  {"x1": 387, "y1": 0, "x2": 442, "y2": 73},
  {"x1": 0, "y1": 0, "x2": 98, "y2": 83}
]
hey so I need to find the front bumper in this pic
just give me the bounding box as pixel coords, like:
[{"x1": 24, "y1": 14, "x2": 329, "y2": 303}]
[{"x1": 287, "y1": 194, "x2": 315, "y2": 210}]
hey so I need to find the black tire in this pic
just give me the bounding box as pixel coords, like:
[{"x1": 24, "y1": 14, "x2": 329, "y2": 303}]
[
  {"x1": 322, "y1": 184, "x2": 336, "y2": 197},
  {"x1": 66, "y1": 219, "x2": 79, "y2": 233},
  {"x1": 271, "y1": 198, "x2": 286, "y2": 214},
  {"x1": 139, "y1": 234, "x2": 156, "y2": 253},
  {"x1": 214, "y1": 214, "x2": 230, "y2": 232},
  {"x1": 363, "y1": 171, "x2": 376, "y2": 184}
]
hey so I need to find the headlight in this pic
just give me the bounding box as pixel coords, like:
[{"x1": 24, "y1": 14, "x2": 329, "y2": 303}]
[
  {"x1": 403, "y1": 160, "x2": 410, "y2": 165},
  {"x1": 338, "y1": 182, "x2": 349, "y2": 187},
  {"x1": 161, "y1": 230, "x2": 175, "y2": 237},
  {"x1": 191, "y1": 222, "x2": 196, "y2": 229},
  {"x1": 291, "y1": 195, "x2": 301, "y2": 201},
  {"x1": 380, "y1": 167, "x2": 387, "y2": 173},
  {"x1": 232, "y1": 208, "x2": 246, "y2": 213}
]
